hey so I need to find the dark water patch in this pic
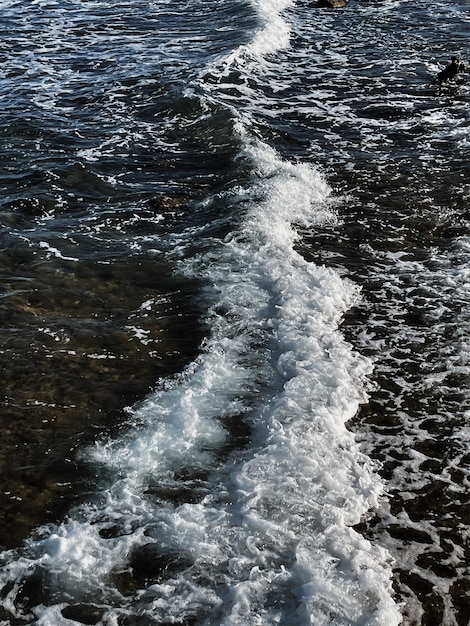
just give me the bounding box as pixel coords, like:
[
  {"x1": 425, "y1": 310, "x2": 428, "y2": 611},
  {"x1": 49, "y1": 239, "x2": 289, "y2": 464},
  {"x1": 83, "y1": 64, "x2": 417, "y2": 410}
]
[
  {"x1": 13, "y1": 566, "x2": 56, "y2": 617},
  {"x1": 449, "y1": 579, "x2": 470, "y2": 626},
  {"x1": 127, "y1": 543, "x2": 194, "y2": 587},
  {"x1": 399, "y1": 570, "x2": 445, "y2": 626},
  {"x1": 61, "y1": 604, "x2": 105, "y2": 625},
  {"x1": 117, "y1": 616, "x2": 200, "y2": 626},
  {"x1": 5, "y1": 561, "x2": 113, "y2": 623}
]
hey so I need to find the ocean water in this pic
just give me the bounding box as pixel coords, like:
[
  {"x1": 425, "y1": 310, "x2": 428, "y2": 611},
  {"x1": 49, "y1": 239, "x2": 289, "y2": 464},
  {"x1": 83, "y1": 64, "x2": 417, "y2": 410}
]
[{"x1": 0, "y1": 0, "x2": 468, "y2": 624}]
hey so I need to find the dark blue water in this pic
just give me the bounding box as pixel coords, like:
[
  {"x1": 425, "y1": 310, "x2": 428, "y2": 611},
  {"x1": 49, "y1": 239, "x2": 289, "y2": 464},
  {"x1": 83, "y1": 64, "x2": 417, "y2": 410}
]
[{"x1": 0, "y1": 0, "x2": 469, "y2": 624}]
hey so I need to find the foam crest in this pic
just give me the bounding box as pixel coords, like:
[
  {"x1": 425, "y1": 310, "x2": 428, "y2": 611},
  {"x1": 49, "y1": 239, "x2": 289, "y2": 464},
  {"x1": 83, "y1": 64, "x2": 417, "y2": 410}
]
[
  {"x1": 167, "y1": 134, "x2": 399, "y2": 622},
  {"x1": 92, "y1": 344, "x2": 249, "y2": 478},
  {"x1": 203, "y1": 0, "x2": 292, "y2": 90},
  {"x1": 249, "y1": 0, "x2": 293, "y2": 57},
  {"x1": 238, "y1": 0, "x2": 293, "y2": 62},
  {"x1": 240, "y1": 130, "x2": 335, "y2": 228}
]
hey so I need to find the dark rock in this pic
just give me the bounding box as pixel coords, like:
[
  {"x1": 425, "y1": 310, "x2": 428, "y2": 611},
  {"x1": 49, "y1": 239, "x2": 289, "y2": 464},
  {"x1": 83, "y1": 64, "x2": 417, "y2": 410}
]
[
  {"x1": 129, "y1": 543, "x2": 193, "y2": 586},
  {"x1": 316, "y1": 0, "x2": 346, "y2": 7},
  {"x1": 15, "y1": 566, "x2": 52, "y2": 611},
  {"x1": 145, "y1": 477, "x2": 211, "y2": 506},
  {"x1": 61, "y1": 604, "x2": 105, "y2": 625},
  {"x1": 436, "y1": 56, "x2": 466, "y2": 84}
]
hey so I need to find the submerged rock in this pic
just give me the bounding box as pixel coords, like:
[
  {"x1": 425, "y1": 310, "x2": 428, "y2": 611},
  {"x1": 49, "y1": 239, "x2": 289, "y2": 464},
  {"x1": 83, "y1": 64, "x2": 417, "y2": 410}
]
[
  {"x1": 436, "y1": 56, "x2": 466, "y2": 83},
  {"x1": 316, "y1": 0, "x2": 346, "y2": 7}
]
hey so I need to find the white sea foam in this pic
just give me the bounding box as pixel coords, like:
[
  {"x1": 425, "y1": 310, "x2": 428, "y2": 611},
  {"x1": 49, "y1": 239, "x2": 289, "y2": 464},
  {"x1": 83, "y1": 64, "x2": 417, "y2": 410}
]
[{"x1": 38, "y1": 240, "x2": 79, "y2": 262}]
